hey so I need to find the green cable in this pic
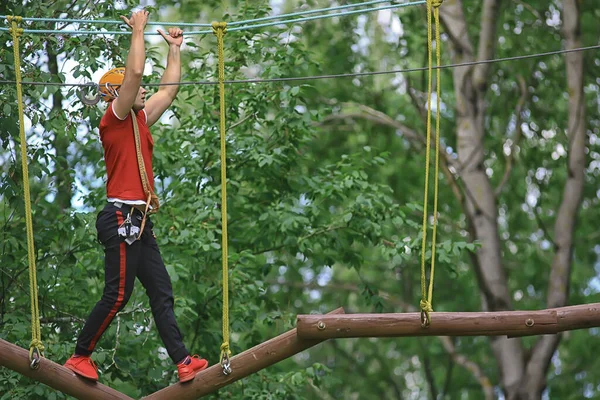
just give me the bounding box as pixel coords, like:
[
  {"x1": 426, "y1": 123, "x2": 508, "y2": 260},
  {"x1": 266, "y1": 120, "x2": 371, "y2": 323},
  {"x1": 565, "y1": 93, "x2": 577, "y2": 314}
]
[
  {"x1": 0, "y1": 14, "x2": 211, "y2": 27},
  {"x1": 229, "y1": 0, "x2": 395, "y2": 26},
  {"x1": 195, "y1": 1, "x2": 425, "y2": 34},
  {"x1": 0, "y1": 27, "x2": 156, "y2": 35},
  {"x1": 0, "y1": 0, "x2": 400, "y2": 28},
  {"x1": 0, "y1": 1, "x2": 425, "y2": 36}
]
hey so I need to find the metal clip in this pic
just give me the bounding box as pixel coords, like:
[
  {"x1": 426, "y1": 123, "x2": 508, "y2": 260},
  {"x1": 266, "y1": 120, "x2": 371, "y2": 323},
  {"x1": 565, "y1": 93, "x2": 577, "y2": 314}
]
[
  {"x1": 420, "y1": 310, "x2": 431, "y2": 328},
  {"x1": 221, "y1": 352, "x2": 232, "y2": 376},
  {"x1": 77, "y1": 82, "x2": 101, "y2": 106},
  {"x1": 118, "y1": 213, "x2": 132, "y2": 237},
  {"x1": 30, "y1": 348, "x2": 41, "y2": 370}
]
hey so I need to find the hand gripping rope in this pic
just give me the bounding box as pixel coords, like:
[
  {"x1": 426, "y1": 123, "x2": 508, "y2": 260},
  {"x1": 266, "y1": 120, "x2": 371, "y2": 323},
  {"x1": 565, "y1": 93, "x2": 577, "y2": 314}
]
[
  {"x1": 212, "y1": 21, "x2": 233, "y2": 376},
  {"x1": 7, "y1": 15, "x2": 44, "y2": 369},
  {"x1": 419, "y1": 0, "x2": 443, "y2": 328}
]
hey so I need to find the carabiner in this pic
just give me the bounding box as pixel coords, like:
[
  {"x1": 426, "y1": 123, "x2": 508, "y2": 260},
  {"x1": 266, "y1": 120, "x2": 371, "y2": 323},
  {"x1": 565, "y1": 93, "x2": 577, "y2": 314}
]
[
  {"x1": 78, "y1": 82, "x2": 101, "y2": 106},
  {"x1": 220, "y1": 352, "x2": 232, "y2": 376},
  {"x1": 29, "y1": 348, "x2": 41, "y2": 370},
  {"x1": 420, "y1": 310, "x2": 431, "y2": 328}
]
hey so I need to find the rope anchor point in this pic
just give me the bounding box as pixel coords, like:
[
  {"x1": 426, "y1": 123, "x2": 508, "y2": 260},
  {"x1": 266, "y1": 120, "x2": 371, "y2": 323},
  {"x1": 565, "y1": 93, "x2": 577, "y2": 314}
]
[{"x1": 77, "y1": 82, "x2": 101, "y2": 106}]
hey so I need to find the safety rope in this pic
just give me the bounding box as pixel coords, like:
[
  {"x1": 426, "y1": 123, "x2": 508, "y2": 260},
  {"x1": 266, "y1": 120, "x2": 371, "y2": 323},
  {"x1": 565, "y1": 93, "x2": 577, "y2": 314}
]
[
  {"x1": 130, "y1": 109, "x2": 159, "y2": 240},
  {"x1": 8, "y1": 15, "x2": 44, "y2": 367},
  {"x1": 0, "y1": 1, "x2": 403, "y2": 28},
  {"x1": 1, "y1": 45, "x2": 598, "y2": 88},
  {"x1": 0, "y1": 1, "x2": 425, "y2": 36},
  {"x1": 212, "y1": 21, "x2": 232, "y2": 376},
  {"x1": 419, "y1": 0, "x2": 442, "y2": 328}
]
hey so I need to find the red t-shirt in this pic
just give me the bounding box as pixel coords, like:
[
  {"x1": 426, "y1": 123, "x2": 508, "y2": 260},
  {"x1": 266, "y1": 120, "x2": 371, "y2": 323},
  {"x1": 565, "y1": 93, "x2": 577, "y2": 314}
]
[{"x1": 99, "y1": 103, "x2": 155, "y2": 201}]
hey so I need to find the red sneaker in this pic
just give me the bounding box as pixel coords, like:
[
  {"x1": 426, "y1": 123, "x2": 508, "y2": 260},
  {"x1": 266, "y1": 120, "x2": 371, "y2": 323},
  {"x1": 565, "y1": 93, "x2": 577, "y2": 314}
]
[
  {"x1": 64, "y1": 355, "x2": 99, "y2": 381},
  {"x1": 178, "y1": 355, "x2": 209, "y2": 383}
]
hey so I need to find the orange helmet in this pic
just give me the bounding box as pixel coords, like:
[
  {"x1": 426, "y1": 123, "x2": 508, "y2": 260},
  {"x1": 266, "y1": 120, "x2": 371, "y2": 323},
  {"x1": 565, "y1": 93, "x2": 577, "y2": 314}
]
[{"x1": 98, "y1": 67, "x2": 125, "y2": 102}]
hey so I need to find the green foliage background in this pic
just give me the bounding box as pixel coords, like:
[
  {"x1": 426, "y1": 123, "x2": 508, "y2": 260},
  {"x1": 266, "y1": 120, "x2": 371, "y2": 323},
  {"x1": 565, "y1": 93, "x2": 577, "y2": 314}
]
[{"x1": 1, "y1": 0, "x2": 599, "y2": 399}]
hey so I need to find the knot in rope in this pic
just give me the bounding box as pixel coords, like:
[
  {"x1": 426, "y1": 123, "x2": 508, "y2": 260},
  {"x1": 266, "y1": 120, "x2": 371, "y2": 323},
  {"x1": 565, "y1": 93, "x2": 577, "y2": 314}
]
[
  {"x1": 220, "y1": 342, "x2": 231, "y2": 356},
  {"x1": 29, "y1": 339, "x2": 44, "y2": 369},
  {"x1": 211, "y1": 21, "x2": 227, "y2": 35},
  {"x1": 7, "y1": 15, "x2": 24, "y2": 37},
  {"x1": 420, "y1": 299, "x2": 433, "y2": 313},
  {"x1": 8, "y1": 27, "x2": 24, "y2": 36},
  {"x1": 6, "y1": 15, "x2": 23, "y2": 24},
  {"x1": 29, "y1": 339, "x2": 45, "y2": 353},
  {"x1": 420, "y1": 298, "x2": 433, "y2": 328},
  {"x1": 428, "y1": 0, "x2": 443, "y2": 8}
]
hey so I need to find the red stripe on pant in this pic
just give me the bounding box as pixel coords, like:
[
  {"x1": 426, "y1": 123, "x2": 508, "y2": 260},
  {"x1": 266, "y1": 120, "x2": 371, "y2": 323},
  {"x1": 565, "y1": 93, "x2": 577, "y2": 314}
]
[{"x1": 87, "y1": 210, "x2": 127, "y2": 351}]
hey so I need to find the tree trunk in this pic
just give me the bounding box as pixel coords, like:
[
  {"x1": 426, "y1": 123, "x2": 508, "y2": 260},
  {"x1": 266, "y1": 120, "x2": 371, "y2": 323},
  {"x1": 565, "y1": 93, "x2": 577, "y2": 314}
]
[
  {"x1": 440, "y1": 0, "x2": 587, "y2": 398},
  {"x1": 516, "y1": 0, "x2": 586, "y2": 398},
  {"x1": 440, "y1": 0, "x2": 526, "y2": 395},
  {"x1": 47, "y1": 46, "x2": 72, "y2": 210}
]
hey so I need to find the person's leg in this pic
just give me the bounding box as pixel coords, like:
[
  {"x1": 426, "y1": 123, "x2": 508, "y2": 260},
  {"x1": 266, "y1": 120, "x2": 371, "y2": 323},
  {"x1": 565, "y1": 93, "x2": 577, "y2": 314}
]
[
  {"x1": 74, "y1": 205, "x2": 140, "y2": 356},
  {"x1": 136, "y1": 215, "x2": 190, "y2": 364}
]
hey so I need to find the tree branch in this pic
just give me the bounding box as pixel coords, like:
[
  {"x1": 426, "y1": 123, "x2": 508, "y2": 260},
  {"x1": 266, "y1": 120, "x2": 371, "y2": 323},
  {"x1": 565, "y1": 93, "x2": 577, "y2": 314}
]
[
  {"x1": 547, "y1": 0, "x2": 586, "y2": 323},
  {"x1": 440, "y1": 0, "x2": 525, "y2": 394},
  {"x1": 318, "y1": 102, "x2": 465, "y2": 204},
  {"x1": 512, "y1": 0, "x2": 542, "y2": 19},
  {"x1": 329, "y1": 340, "x2": 403, "y2": 399},
  {"x1": 319, "y1": 103, "x2": 423, "y2": 145},
  {"x1": 440, "y1": 353, "x2": 455, "y2": 398},
  {"x1": 267, "y1": 279, "x2": 412, "y2": 311},
  {"x1": 495, "y1": 75, "x2": 527, "y2": 196},
  {"x1": 519, "y1": 1, "x2": 587, "y2": 397},
  {"x1": 420, "y1": 344, "x2": 439, "y2": 399},
  {"x1": 473, "y1": 0, "x2": 502, "y2": 90},
  {"x1": 439, "y1": 337, "x2": 494, "y2": 400},
  {"x1": 439, "y1": 0, "x2": 475, "y2": 60}
]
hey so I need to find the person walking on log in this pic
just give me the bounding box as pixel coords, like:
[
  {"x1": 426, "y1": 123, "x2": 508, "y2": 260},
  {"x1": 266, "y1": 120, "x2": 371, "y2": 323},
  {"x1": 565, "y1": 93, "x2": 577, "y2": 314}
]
[{"x1": 64, "y1": 9, "x2": 208, "y2": 383}]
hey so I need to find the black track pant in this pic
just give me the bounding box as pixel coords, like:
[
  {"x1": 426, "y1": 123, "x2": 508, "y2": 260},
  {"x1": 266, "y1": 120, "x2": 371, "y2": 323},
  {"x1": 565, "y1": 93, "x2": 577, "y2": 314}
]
[{"x1": 74, "y1": 202, "x2": 189, "y2": 364}]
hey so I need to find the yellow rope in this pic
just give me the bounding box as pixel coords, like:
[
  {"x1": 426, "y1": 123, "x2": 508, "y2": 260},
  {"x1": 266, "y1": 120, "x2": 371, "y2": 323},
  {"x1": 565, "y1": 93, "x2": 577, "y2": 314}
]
[
  {"x1": 212, "y1": 21, "x2": 232, "y2": 368},
  {"x1": 419, "y1": 0, "x2": 443, "y2": 327},
  {"x1": 8, "y1": 15, "x2": 44, "y2": 363}
]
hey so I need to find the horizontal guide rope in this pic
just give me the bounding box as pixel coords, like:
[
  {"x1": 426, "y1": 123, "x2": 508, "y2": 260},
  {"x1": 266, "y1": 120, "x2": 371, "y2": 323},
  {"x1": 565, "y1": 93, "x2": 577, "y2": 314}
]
[
  {"x1": 0, "y1": 1, "x2": 405, "y2": 28},
  {"x1": 0, "y1": 45, "x2": 597, "y2": 88},
  {"x1": 0, "y1": 1, "x2": 425, "y2": 36}
]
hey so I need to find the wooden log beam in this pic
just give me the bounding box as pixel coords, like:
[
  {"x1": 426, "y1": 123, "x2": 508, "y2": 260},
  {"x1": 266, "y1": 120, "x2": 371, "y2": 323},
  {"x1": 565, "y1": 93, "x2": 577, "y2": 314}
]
[
  {"x1": 143, "y1": 307, "x2": 345, "y2": 400},
  {"x1": 0, "y1": 338, "x2": 133, "y2": 400},
  {"x1": 296, "y1": 303, "x2": 600, "y2": 339}
]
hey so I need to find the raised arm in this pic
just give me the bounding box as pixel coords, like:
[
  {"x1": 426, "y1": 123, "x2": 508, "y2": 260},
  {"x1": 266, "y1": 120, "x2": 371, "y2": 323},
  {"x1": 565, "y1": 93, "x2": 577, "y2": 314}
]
[
  {"x1": 113, "y1": 10, "x2": 148, "y2": 119},
  {"x1": 145, "y1": 27, "x2": 183, "y2": 127}
]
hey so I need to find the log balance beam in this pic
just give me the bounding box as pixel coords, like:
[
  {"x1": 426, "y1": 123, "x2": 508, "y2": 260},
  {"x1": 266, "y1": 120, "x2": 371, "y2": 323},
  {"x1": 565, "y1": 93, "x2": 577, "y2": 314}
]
[
  {"x1": 0, "y1": 338, "x2": 133, "y2": 400},
  {"x1": 296, "y1": 303, "x2": 600, "y2": 339},
  {"x1": 142, "y1": 307, "x2": 345, "y2": 400}
]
